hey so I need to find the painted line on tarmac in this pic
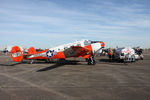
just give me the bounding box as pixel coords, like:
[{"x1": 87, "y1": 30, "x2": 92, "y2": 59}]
[{"x1": 0, "y1": 73, "x2": 77, "y2": 100}]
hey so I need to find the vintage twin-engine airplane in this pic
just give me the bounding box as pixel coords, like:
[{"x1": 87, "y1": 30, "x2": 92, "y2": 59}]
[{"x1": 11, "y1": 40, "x2": 105, "y2": 65}]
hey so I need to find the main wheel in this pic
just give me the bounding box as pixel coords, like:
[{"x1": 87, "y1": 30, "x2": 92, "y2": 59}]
[
  {"x1": 92, "y1": 59, "x2": 96, "y2": 65},
  {"x1": 29, "y1": 60, "x2": 34, "y2": 64},
  {"x1": 87, "y1": 58, "x2": 96, "y2": 65},
  {"x1": 131, "y1": 55, "x2": 135, "y2": 62}
]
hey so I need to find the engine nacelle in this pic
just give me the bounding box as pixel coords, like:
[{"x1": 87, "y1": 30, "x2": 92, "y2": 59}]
[{"x1": 91, "y1": 42, "x2": 102, "y2": 54}]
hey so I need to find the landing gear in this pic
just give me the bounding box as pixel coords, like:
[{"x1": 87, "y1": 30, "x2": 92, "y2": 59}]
[
  {"x1": 131, "y1": 55, "x2": 135, "y2": 62},
  {"x1": 29, "y1": 60, "x2": 34, "y2": 64},
  {"x1": 86, "y1": 57, "x2": 96, "y2": 65},
  {"x1": 45, "y1": 59, "x2": 51, "y2": 63},
  {"x1": 140, "y1": 54, "x2": 144, "y2": 60}
]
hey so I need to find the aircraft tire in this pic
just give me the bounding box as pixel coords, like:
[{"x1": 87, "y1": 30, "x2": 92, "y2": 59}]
[
  {"x1": 29, "y1": 60, "x2": 34, "y2": 64},
  {"x1": 87, "y1": 58, "x2": 96, "y2": 65},
  {"x1": 131, "y1": 55, "x2": 135, "y2": 62}
]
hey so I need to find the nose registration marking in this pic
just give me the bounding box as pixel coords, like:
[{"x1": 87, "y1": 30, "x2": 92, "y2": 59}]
[{"x1": 12, "y1": 52, "x2": 22, "y2": 57}]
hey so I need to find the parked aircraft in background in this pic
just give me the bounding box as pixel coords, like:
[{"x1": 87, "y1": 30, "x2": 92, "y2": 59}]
[
  {"x1": 107, "y1": 47, "x2": 143, "y2": 62},
  {"x1": 133, "y1": 47, "x2": 144, "y2": 60},
  {"x1": 11, "y1": 40, "x2": 105, "y2": 65}
]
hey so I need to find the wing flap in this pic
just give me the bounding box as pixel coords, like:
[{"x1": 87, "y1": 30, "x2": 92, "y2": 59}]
[{"x1": 63, "y1": 46, "x2": 92, "y2": 58}]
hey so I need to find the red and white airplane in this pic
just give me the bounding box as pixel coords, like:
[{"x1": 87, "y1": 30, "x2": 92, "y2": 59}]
[{"x1": 11, "y1": 40, "x2": 105, "y2": 65}]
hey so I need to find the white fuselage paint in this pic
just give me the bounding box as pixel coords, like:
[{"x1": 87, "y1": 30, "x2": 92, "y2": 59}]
[
  {"x1": 49, "y1": 40, "x2": 87, "y2": 52},
  {"x1": 27, "y1": 40, "x2": 103, "y2": 59},
  {"x1": 28, "y1": 40, "x2": 88, "y2": 58},
  {"x1": 12, "y1": 52, "x2": 22, "y2": 57},
  {"x1": 27, "y1": 52, "x2": 46, "y2": 58},
  {"x1": 91, "y1": 43, "x2": 101, "y2": 54}
]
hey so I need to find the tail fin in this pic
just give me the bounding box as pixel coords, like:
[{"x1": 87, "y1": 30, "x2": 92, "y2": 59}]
[
  {"x1": 11, "y1": 46, "x2": 23, "y2": 62},
  {"x1": 28, "y1": 47, "x2": 36, "y2": 54}
]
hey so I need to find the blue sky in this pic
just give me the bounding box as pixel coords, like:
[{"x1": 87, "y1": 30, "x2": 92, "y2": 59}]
[{"x1": 0, "y1": 0, "x2": 150, "y2": 48}]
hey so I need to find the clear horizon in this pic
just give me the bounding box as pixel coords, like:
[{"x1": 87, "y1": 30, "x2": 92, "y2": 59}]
[{"x1": 0, "y1": 0, "x2": 150, "y2": 48}]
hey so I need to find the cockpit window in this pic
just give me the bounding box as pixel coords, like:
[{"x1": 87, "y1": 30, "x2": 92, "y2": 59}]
[
  {"x1": 84, "y1": 40, "x2": 91, "y2": 46},
  {"x1": 91, "y1": 41, "x2": 100, "y2": 44}
]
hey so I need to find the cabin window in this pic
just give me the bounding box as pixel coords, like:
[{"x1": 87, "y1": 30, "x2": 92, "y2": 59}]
[{"x1": 77, "y1": 44, "x2": 81, "y2": 46}]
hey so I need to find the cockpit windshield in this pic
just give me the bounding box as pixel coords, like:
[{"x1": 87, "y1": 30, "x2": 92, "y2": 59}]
[
  {"x1": 84, "y1": 40, "x2": 101, "y2": 46},
  {"x1": 84, "y1": 40, "x2": 92, "y2": 46},
  {"x1": 91, "y1": 41, "x2": 100, "y2": 43}
]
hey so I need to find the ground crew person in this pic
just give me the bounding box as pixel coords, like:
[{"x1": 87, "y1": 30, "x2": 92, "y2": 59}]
[{"x1": 108, "y1": 48, "x2": 113, "y2": 60}]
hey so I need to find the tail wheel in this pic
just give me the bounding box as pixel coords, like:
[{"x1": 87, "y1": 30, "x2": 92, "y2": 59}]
[{"x1": 11, "y1": 46, "x2": 23, "y2": 62}]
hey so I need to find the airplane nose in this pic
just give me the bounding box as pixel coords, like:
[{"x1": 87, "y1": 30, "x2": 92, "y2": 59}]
[{"x1": 100, "y1": 41, "x2": 105, "y2": 47}]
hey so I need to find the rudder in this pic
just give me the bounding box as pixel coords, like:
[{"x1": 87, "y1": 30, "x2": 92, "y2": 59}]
[
  {"x1": 11, "y1": 46, "x2": 23, "y2": 62},
  {"x1": 28, "y1": 47, "x2": 36, "y2": 54}
]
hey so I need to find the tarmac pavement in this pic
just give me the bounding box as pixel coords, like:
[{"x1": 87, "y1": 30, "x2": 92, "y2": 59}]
[{"x1": 0, "y1": 51, "x2": 150, "y2": 100}]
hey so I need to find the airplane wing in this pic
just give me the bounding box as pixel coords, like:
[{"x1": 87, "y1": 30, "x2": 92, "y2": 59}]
[{"x1": 63, "y1": 46, "x2": 92, "y2": 58}]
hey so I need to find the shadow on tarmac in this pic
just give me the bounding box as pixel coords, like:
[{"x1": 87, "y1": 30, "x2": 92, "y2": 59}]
[
  {"x1": 0, "y1": 60, "x2": 83, "y2": 67},
  {"x1": 37, "y1": 60, "x2": 83, "y2": 72},
  {"x1": 37, "y1": 64, "x2": 64, "y2": 72},
  {"x1": 99, "y1": 59, "x2": 128, "y2": 65},
  {"x1": 0, "y1": 62, "x2": 23, "y2": 66}
]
